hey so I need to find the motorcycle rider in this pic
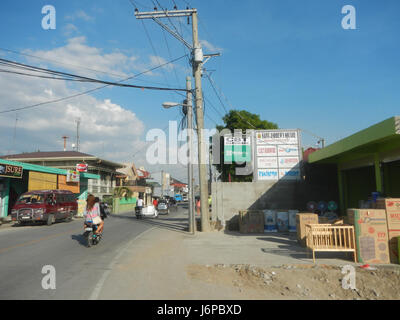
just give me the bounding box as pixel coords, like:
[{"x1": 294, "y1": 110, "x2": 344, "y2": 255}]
[{"x1": 84, "y1": 194, "x2": 104, "y2": 235}]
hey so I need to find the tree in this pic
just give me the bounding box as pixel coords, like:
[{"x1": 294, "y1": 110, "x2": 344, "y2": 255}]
[
  {"x1": 214, "y1": 110, "x2": 278, "y2": 182},
  {"x1": 113, "y1": 186, "x2": 133, "y2": 199}
]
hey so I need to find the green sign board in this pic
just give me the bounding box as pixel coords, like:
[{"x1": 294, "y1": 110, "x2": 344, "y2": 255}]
[
  {"x1": 224, "y1": 136, "x2": 252, "y2": 162},
  {"x1": 0, "y1": 162, "x2": 23, "y2": 179}
]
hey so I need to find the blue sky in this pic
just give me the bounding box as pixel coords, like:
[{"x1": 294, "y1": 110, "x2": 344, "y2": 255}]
[{"x1": 1, "y1": 0, "x2": 400, "y2": 180}]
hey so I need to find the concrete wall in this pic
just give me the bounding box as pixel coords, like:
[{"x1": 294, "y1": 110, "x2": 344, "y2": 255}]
[{"x1": 212, "y1": 162, "x2": 339, "y2": 228}]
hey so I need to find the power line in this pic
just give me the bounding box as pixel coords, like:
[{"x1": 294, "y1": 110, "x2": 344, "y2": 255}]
[
  {"x1": 0, "y1": 57, "x2": 187, "y2": 92},
  {"x1": 0, "y1": 54, "x2": 188, "y2": 114}
]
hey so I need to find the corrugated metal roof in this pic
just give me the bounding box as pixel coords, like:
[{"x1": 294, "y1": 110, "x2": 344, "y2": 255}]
[{"x1": 2, "y1": 151, "x2": 94, "y2": 159}]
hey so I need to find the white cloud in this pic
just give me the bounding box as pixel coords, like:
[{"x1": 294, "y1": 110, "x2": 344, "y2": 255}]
[
  {"x1": 63, "y1": 23, "x2": 79, "y2": 37},
  {"x1": 23, "y1": 37, "x2": 139, "y2": 79},
  {"x1": 0, "y1": 53, "x2": 145, "y2": 163},
  {"x1": 65, "y1": 10, "x2": 94, "y2": 22},
  {"x1": 200, "y1": 39, "x2": 223, "y2": 53}
]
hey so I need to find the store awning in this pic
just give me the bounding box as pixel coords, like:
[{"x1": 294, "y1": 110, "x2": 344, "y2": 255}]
[
  {"x1": 308, "y1": 116, "x2": 400, "y2": 165},
  {"x1": 0, "y1": 158, "x2": 100, "y2": 179}
]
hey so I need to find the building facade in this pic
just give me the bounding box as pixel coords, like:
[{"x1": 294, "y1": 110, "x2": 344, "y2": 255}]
[{"x1": 2, "y1": 151, "x2": 123, "y2": 200}]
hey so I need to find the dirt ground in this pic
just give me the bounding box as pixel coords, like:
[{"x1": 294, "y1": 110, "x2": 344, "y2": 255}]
[{"x1": 187, "y1": 263, "x2": 400, "y2": 300}]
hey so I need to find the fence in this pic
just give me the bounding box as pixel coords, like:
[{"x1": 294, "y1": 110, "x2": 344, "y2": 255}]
[{"x1": 305, "y1": 224, "x2": 357, "y2": 263}]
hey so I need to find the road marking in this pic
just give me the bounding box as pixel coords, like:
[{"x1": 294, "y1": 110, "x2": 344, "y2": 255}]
[{"x1": 89, "y1": 226, "x2": 156, "y2": 300}]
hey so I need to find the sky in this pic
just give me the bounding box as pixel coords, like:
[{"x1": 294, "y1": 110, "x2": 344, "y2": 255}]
[{"x1": 1, "y1": 0, "x2": 400, "y2": 183}]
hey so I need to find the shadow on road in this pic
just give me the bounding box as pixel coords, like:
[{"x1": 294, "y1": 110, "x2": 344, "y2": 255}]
[
  {"x1": 71, "y1": 234, "x2": 89, "y2": 247},
  {"x1": 110, "y1": 213, "x2": 189, "y2": 234}
]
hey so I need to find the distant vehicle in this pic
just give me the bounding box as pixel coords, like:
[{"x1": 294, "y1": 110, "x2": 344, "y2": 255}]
[
  {"x1": 182, "y1": 194, "x2": 188, "y2": 202},
  {"x1": 174, "y1": 194, "x2": 183, "y2": 202},
  {"x1": 135, "y1": 205, "x2": 158, "y2": 219},
  {"x1": 11, "y1": 190, "x2": 77, "y2": 226},
  {"x1": 157, "y1": 200, "x2": 169, "y2": 215}
]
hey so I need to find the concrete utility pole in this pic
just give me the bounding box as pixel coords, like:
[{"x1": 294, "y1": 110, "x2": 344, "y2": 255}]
[
  {"x1": 75, "y1": 118, "x2": 81, "y2": 152},
  {"x1": 135, "y1": 8, "x2": 215, "y2": 231},
  {"x1": 186, "y1": 76, "x2": 195, "y2": 234}
]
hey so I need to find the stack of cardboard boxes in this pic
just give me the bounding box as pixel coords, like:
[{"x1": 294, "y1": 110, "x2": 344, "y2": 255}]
[
  {"x1": 346, "y1": 209, "x2": 390, "y2": 264},
  {"x1": 374, "y1": 198, "x2": 400, "y2": 264},
  {"x1": 345, "y1": 198, "x2": 400, "y2": 264}
]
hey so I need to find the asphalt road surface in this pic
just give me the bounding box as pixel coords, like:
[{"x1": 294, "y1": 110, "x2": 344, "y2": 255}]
[{"x1": 0, "y1": 203, "x2": 188, "y2": 299}]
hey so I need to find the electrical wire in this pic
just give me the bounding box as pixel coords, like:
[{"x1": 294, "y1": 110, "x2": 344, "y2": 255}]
[
  {"x1": 0, "y1": 57, "x2": 187, "y2": 92},
  {"x1": 0, "y1": 54, "x2": 188, "y2": 114}
]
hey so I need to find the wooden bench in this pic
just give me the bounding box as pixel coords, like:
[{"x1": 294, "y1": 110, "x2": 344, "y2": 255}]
[{"x1": 305, "y1": 224, "x2": 357, "y2": 263}]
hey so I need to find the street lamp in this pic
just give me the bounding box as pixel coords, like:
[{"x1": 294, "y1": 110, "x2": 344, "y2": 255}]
[
  {"x1": 162, "y1": 77, "x2": 195, "y2": 234},
  {"x1": 162, "y1": 102, "x2": 182, "y2": 109}
]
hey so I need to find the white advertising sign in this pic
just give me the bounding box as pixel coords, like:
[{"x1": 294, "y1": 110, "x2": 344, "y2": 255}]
[
  {"x1": 277, "y1": 145, "x2": 299, "y2": 157},
  {"x1": 256, "y1": 145, "x2": 277, "y2": 156},
  {"x1": 279, "y1": 169, "x2": 301, "y2": 180},
  {"x1": 224, "y1": 136, "x2": 251, "y2": 146},
  {"x1": 257, "y1": 157, "x2": 278, "y2": 169},
  {"x1": 278, "y1": 157, "x2": 300, "y2": 169},
  {"x1": 66, "y1": 170, "x2": 80, "y2": 183},
  {"x1": 256, "y1": 130, "x2": 298, "y2": 145},
  {"x1": 257, "y1": 169, "x2": 279, "y2": 180}
]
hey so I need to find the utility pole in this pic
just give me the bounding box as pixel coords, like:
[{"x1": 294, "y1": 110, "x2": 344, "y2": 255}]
[
  {"x1": 75, "y1": 118, "x2": 81, "y2": 152},
  {"x1": 186, "y1": 76, "x2": 195, "y2": 234},
  {"x1": 135, "y1": 8, "x2": 214, "y2": 231}
]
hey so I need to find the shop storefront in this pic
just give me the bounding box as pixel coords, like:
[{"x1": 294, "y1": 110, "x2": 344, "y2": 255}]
[
  {"x1": 0, "y1": 159, "x2": 99, "y2": 219},
  {"x1": 309, "y1": 116, "x2": 400, "y2": 214}
]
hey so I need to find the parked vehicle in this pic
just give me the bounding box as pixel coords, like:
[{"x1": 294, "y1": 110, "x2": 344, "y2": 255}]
[
  {"x1": 135, "y1": 205, "x2": 158, "y2": 219},
  {"x1": 11, "y1": 190, "x2": 77, "y2": 226},
  {"x1": 157, "y1": 200, "x2": 169, "y2": 215},
  {"x1": 83, "y1": 221, "x2": 102, "y2": 247}
]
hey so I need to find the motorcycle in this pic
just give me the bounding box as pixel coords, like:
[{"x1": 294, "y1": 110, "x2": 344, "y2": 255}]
[{"x1": 83, "y1": 221, "x2": 102, "y2": 247}]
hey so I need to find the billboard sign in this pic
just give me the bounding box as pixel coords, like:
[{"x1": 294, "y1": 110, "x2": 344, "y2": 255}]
[
  {"x1": 257, "y1": 157, "x2": 278, "y2": 169},
  {"x1": 254, "y1": 129, "x2": 301, "y2": 181},
  {"x1": 257, "y1": 169, "x2": 279, "y2": 180},
  {"x1": 256, "y1": 130, "x2": 298, "y2": 145},
  {"x1": 0, "y1": 162, "x2": 23, "y2": 179},
  {"x1": 224, "y1": 135, "x2": 251, "y2": 162},
  {"x1": 256, "y1": 145, "x2": 277, "y2": 157}
]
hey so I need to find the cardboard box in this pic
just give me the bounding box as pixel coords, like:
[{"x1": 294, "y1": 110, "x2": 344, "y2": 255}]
[
  {"x1": 374, "y1": 198, "x2": 400, "y2": 212},
  {"x1": 347, "y1": 209, "x2": 390, "y2": 264},
  {"x1": 388, "y1": 231, "x2": 400, "y2": 264},
  {"x1": 239, "y1": 210, "x2": 264, "y2": 233},
  {"x1": 296, "y1": 213, "x2": 319, "y2": 247},
  {"x1": 371, "y1": 198, "x2": 400, "y2": 263}
]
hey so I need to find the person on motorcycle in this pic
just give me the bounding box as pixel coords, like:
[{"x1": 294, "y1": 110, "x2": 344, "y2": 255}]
[{"x1": 84, "y1": 194, "x2": 104, "y2": 235}]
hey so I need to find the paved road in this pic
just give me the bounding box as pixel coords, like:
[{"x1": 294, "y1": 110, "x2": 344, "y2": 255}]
[{"x1": 0, "y1": 204, "x2": 188, "y2": 299}]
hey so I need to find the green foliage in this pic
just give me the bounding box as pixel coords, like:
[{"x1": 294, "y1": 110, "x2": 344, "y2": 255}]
[
  {"x1": 113, "y1": 186, "x2": 133, "y2": 199},
  {"x1": 216, "y1": 110, "x2": 278, "y2": 132},
  {"x1": 215, "y1": 110, "x2": 278, "y2": 182}
]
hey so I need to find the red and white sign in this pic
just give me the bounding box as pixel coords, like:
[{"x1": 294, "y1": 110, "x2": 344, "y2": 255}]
[
  {"x1": 257, "y1": 145, "x2": 277, "y2": 157},
  {"x1": 278, "y1": 157, "x2": 300, "y2": 169},
  {"x1": 76, "y1": 163, "x2": 88, "y2": 172}
]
